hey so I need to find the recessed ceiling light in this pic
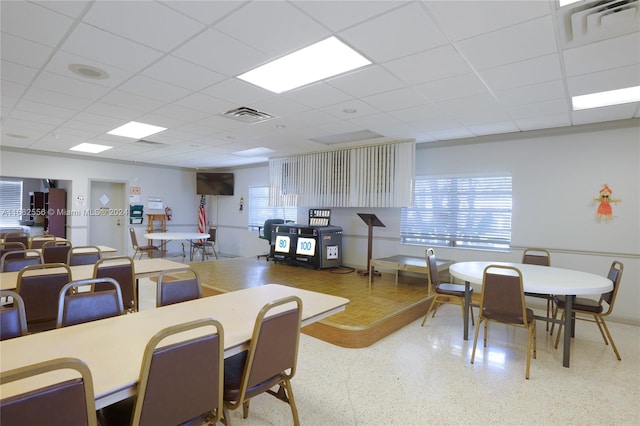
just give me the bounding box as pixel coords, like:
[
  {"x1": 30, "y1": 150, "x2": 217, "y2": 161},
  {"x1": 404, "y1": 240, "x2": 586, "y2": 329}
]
[
  {"x1": 237, "y1": 36, "x2": 371, "y2": 93},
  {"x1": 70, "y1": 143, "x2": 113, "y2": 154},
  {"x1": 107, "y1": 121, "x2": 167, "y2": 139},
  {"x1": 572, "y1": 86, "x2": 640, "y2": 110},
  {"x1": 68, "y1": 64, "x2": 109, "y2": 80},
  {"x1": 234, "y1": 147, "x2": 275, "y2": 157}
]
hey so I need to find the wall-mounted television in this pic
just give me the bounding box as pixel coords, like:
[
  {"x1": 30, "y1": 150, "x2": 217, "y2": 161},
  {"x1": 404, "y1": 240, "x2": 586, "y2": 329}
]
[{"x1": 196, "y1": 172, "x2": 234, "y2": 196}]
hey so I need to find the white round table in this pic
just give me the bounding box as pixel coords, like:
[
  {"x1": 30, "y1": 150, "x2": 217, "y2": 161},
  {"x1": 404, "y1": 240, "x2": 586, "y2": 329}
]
[{"x1": 449, "y1": 261, "x2": 612, "y2": 368}]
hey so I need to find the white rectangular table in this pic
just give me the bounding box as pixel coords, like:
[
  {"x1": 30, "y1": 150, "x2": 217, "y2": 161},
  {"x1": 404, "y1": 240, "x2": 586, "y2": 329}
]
[
  {"x1": 0, "y1": 284, "x2": 349, "y2": 408},
  {"x1": 449, "y1": 261, "x2": 613, "y2": 368},
  {"x1": 0, "y1": 258, "x2": 188, "y2": 291},
  {"x1": 144, "y1": 232, "x2": 209, "y2": 261}
]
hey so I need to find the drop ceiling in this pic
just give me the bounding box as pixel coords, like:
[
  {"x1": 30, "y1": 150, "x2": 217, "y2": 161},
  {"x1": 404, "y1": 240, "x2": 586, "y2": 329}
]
[{"x1": 1, "y1": 0, "x2": 639, "y2": 169}]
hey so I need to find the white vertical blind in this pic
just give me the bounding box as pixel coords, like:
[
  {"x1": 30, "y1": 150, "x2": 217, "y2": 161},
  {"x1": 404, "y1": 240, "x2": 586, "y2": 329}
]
[
  {"x1": 269, "y1": 140, "x2": 414, "y2": 207},
  {"x1": 0, "y1": 179, "x2": 23, "y2": 226}
]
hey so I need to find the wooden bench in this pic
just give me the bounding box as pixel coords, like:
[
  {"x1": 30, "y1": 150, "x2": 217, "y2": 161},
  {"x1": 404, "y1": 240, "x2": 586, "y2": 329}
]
[{"x1": 369, "y1": 255, "x2": 452, "y2": 288}]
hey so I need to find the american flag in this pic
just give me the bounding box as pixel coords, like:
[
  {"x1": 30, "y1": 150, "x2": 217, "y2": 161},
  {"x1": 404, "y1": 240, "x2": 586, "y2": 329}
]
[{"x1": 197, "y1": 195, "x2": 207, "y2": 243}]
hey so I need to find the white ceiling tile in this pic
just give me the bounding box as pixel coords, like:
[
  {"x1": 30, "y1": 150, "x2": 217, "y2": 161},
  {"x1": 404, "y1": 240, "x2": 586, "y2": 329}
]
[
  {"x1": 202, "y1": 78, "x2": 273, "y2": 107},
  {"x1": 507, "y1": 99, "x2": 570, "y2": 120},
  {"x1": 326, "y1": 65, "x2": 404, "y2": 98},
  {"x1": 59, "y1": 23, "x2": 163, "y2": 72},
  {"x1": 495, "y1": 80, "x2": 566, "y2": 107},
  {"x1": 293, "y1": 0, "x2": 404, "y2": 32},
  {"x1": 466, "y1": 121, "x2": 520, "y2": 136},
  {"x1": 83, "y1": 1, "x2": 205, "y2": 52},
  {"x1": 118, "y1": 75, "x2": 192, "y2": 103},
  {"x1": 99, "y1": 90, "x2": 166, "y2": 113},
  {"x1": 44, "y1": 50, "x2": 135, "y2": 89},
  {"x1": 0, "y1": 1, "x2": 73, "y2": 47},
  {"x1": 383, "y1": 45, "x2": 472, "y2": 85},
  {"x1": 514, "y1": 114, "x2": 572, "y2": 131},
  {"x1": 456, "y1": 16, "x2": 558, "y2": 70},
  {"x1": 1, "y1": 32, "x2": 54, "y2": 68},
  {"x1": 423, "y1": 0, "x2": 552, "y2": 41},
  {"x1": 340, "y1": 2, "x2": 448, "y2": 63},
  {"x1": 10, "y1": 109, "x2": 67, "y2": 127},
  {"x1": 160, "y1": 0, "x2": 245, "y2": 26},
  {"x1": 172, "y1": 29, "x2": 268, "y2": 76},
  {"x1": 175, "y1": 93, "x2": 236, "y2": 116},
  {"x1": 32, "y1": 0, "x2": 90, "y2": 19},
  {"x1": 563, "y1": 32, "x2": 640, "y2": 77},
  {"x1": 14, "y1": 99, "x2": 77, "y2": 119},
  {"x1": 146, "y1": 104, "x2": 210, "y2": 124},
  {"x1": 283, "y1": 82, "x2": 353, "y2": 108},
  {"x1": 1, "y1": 80, "x2": 27, "y2": 99},
  {"x1": 480, "y1": 53, "x2": 563, "y2": 91},
  {"x1": 388, "y1": 104, "x2": 448, "y2": 123},
  {"x1": 567, "y1": 64, "x2": 640, "y2": 97},
  {"x1": 32, "y1": 71, "x2": 111, "y2": 100},
  {"x1": 320, "y1": 99, "x2": 381, "y2": 120},
  {"x1": 22, "y1": 86, "x2": 94, "y2": 110},
  {"x1": 415, "y1": 73, "x2": 489, "y2": 102},
  {"x1": 84, "y1": 102, "x2": 145, "y2": 122},
  {"x1": 216, "y1": 1, "x2": 329, "y2": 57},
  {"x1": 142, "y1": 55, "x2": 225, "y2": 91},
  {"x1": 362, "y1": 88, "x2": 430, "y2": 112},
  {"x1": 1, "y1": 60, "x2": 39, "y2": 86}
]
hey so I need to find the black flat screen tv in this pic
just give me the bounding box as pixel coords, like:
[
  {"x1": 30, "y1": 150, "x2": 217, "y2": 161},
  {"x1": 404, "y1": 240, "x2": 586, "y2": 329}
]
[{"x1": 196, "y1": 172, "x2": 234, "y2": 196}]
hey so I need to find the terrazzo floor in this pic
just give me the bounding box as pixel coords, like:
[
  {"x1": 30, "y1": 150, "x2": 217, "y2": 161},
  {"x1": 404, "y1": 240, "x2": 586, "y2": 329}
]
[{"x1": 137, "y1": 277, "x2": 640, "y2": 426}]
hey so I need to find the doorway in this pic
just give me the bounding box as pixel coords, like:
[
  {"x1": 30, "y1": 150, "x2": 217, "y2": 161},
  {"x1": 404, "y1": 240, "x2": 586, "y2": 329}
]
[{"x1": 89, "y1": 180, "x2": 127, "y2": 254}]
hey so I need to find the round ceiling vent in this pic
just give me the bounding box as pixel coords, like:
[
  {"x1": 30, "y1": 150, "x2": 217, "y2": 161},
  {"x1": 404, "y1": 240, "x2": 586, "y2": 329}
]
[{"x1": 68, "y1": 64, "x2": 109, "y2": 80}]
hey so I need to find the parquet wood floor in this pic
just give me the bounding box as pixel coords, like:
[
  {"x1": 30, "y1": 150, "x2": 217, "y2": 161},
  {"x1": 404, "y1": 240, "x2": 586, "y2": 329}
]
[{"x1": 186, "y1": 257, "x2": 442, "y2": 348}]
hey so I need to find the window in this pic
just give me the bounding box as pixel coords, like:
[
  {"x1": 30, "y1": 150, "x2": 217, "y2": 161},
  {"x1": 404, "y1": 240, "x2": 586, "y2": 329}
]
[
  {"x1": 248, "y1": 186, "x2": 297, "y2": 231},
  {"x1": 401, "y1": 174, "x2": 512, "y2": 250},
  {"x1": 0, "y1": 179, "x2": 23, "y2": 227}
]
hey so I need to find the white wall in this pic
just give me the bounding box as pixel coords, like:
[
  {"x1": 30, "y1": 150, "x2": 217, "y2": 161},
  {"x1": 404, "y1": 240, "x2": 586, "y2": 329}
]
[{"x1": 2, "y1": 119, "x2": 638, "y2": 323}]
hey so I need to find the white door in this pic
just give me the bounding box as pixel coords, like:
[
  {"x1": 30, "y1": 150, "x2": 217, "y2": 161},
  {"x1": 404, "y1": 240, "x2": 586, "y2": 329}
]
[{"x1": 89, "y1": 181, "x2": 126, "y2": 254}]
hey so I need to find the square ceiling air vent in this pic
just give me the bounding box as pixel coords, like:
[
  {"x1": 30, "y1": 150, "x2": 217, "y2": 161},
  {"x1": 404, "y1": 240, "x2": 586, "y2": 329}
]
[
  {"x1": 558, "y1": 0, "x2": 639, "y2": 47},
  {"x1": 220, "y1": 107, "x2": 276, "y2": 124}
]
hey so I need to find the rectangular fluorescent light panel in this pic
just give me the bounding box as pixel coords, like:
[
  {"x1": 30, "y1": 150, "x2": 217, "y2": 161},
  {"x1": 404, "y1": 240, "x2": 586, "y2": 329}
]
[
  {"x1": 70, "y1": 143, "x2": 112, "y2": 153},
  {"x1": 558, "y1": 0, "x2": 582, "y2": 7},
  {"x1": 237, "y1": 36, "x2": 371, "y2": 93},
  {"x1": 107, "y1": 121, "x2": 167, "y2": 139},
  {"x1": 572, "y1": 86, "x2": 640, "y2": 110}
]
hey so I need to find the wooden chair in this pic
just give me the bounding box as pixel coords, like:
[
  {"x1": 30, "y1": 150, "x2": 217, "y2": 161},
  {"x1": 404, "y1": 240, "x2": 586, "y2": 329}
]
[
  {"x1": 42, "y1": 240, "x2": 72, "y2": 264},
  {"x1": 0, "y1": 249, "x2": 43, "y2": 272},
  {"x1": 156, "y1": 268, "x2": 202, "y2": 307},
  {"x1": 421, "y1": 248, "x2": 474, "y2": 327},
  {"x1": 56, "y1": 278, "x2": 124, "y2": 328},
  {"x1": 129, "y1": 227, "x2": 159, "y2": 260},
  {"x1": 471, "y1": 265, "x2": 536, "y2": 379},
  {"x1": 222, "y1": 296, "x2": 302, "y2": 425},
  {"x1": 17, "y1": 263, "x2": 72, "y2": 333},
  {"x1": 28, "y1": 234, "x2": 56, "y2": 249},
  {"x1": 0, "y1": 357, "x2": 97, "y2": 426},
  {"x1": 521, "y1": 248, "x2": 552, "y2": 331},
  {"x1": 67, "y1": 245, "x2": 102, "y2": 266},
  {"x1": 93, "y1": 256, "x2": 137, "y2": 312},
  {"x1": 0, "y1": 290, "x2": 28, "y2": 340},
  {"x1": 0, "y1": 241, "x2": 27, "y2": 261},
  {"x1": 551, "y1": 260, "x2": 624, "y2": 360},
  {"x1": 98, "y1": 318, "x2": 224, "y2": 426},
  {"x1": 191, "y1": 226, "x2": 218, "y2": 260}
]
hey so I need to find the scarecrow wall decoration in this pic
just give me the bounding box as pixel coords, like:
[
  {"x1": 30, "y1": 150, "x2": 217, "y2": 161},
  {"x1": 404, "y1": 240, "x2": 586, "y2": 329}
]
[{"x1": 593, "y1": 184, "x2": 621, "y2": 222}]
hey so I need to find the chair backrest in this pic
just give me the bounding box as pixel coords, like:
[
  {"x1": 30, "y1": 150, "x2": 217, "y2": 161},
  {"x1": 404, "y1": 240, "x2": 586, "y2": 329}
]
[
  {"x1": 68, "y1": 246, "x2": 102, "y2": 266},
  {"x1": 208, "y1": 227, "x2": 217, "y2": 243},
  {"x1": 42, "y1": 240, "x2": 72, "y2": 264},
  {"x1": 4, "y1": 232, "x2": 29, "y2": 248},
  {"x1": 425, "y1": 248, "x2": 440, "y2": 288},
  {"x1": 261, "y1": 219, "x2": 285, "y2": 241},
  {"x1": 56, "y1": 278, "x2": 124, "y2": 328},
  {"x1": 129, "y1": 227, "x2": 140, "y2": 250},
  {"x1": 28, "y1": 235, "x2": 57, "y2": 249},
  {"x1": 0, "y1": 290, "x2": 28, "y2": 340},
  {"x1": 1, "y1": 250, "x2": 43, "y2": 272},
  {"x1": 481, "y1": 265, "x2": 529, "y2": 326},
  {"x1": 521, "y1": 248, "x2": 550, "y2": 266},
  {"x1": 156, "y1": 268, "x2": 202, "y2": 307},
  {"x1": 0, "y1": 357, "x2": 97, "y2": 426},
  {"x1": 238, "y1": 296, "x2": 302, "y2": 400},
  {"x1": 17, "y1": 263, "x2": 72, "y2": 332},
  {"x1": 132, "y1": 318, "x2": 224, "y2": 426},
  {"x1": 0, "y1": 242, "x2": 27, "y2": 260},
  {"x1": 601, "y1": 260, "x2": 624, "y2": 314},
  {"x1": 93, "y1": 256, "x2": 136, "y2": 311}
]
